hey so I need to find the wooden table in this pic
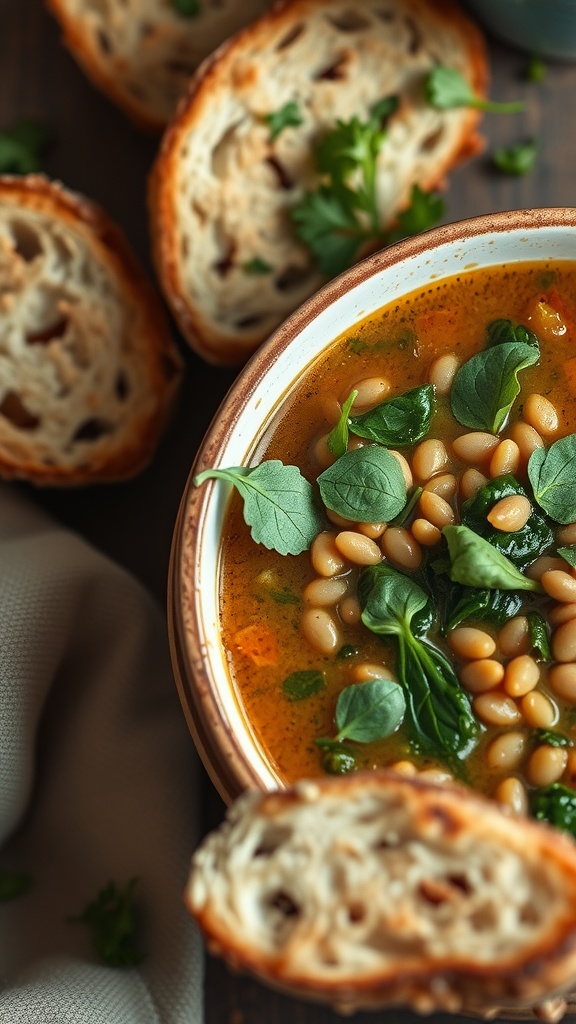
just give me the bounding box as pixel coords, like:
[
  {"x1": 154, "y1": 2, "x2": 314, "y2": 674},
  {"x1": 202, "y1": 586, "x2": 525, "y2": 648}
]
[{"x1": 2, "y1": 2, "x2": 576, "y2": 1020}]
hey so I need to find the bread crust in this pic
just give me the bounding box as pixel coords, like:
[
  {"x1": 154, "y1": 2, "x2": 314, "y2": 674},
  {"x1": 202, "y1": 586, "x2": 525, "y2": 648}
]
[
  {"x1": 187, "y1": 772, "x2": 576, "y2": 1018},
  {"x1": 150, "y1": 0, "x2": 487, "y2": 365},
  {"x1": 46, "y1": 0, "x2": 270, "y2": 132},
  {"x1": 0, "y1": 174, "x2": 182, "y2": 485}
]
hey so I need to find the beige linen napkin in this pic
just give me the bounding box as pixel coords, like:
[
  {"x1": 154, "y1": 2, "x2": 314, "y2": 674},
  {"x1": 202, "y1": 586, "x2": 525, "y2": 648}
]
[{"x1": 0, "y1": 483, "x2": 202, "y2": 1022}]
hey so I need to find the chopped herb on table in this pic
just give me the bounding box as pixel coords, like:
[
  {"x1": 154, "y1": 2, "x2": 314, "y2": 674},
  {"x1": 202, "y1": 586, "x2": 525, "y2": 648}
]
[
  {"x1": 0, "y1": 119, "x2": 53, "y2": 174},
  {"x1": 68, "y1": 878, "x2": 145, "y2": 967},
  {"x1": 0, "y1": 870, "x2": 32, "y2": 901},
  {"x1": 493, "y1": 140, "x2": 538, "y2": 176},
  {"x1": 425, "y1": 66, "x2": 525, "y2": 114},
  {"x1": 171, "y1": 0, "x2": 200, "y2": 15},
  {"x1": 527, "y1": 55, "x2": 546, "y2": 83}
]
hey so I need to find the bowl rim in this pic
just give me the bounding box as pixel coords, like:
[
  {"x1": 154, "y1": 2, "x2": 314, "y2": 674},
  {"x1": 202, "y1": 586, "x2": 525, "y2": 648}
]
[{"x1": 168, "y1": 206, "x2": 576, "y2": 805}]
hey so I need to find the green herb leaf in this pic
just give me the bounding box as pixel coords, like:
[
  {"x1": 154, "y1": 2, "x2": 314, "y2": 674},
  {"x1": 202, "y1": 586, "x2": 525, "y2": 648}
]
[
  {"x1": 68, "y1": 878, "x2": 145, "y2": 967},
  {"x1": 531, "y1": 783, "x2": 576, "y2": 837},
  {"x1": 485, "y1": 318, "x2": 540, "y2": 349},
  {"x1": 327, "y1": 389, "x2": 358, "y2": 457},
  {"x1": 195, "y1": 461, "x2": 323, "y2": 556},
  {"x1": 265, "y1": 100, "x2": 303, "y2": 140},
  {"x1": 360, "y1": 563, "x2": 479, "y2": 764},
  {"x1": 269, "y1": 588, "x2": 300, "y2": 605},
  {"x1": 242, "y1": 257, "x2": 273, "y2": 275},
  {"x1": 333, "y1": 678, "x2": 406, "y2": 743},
  {"x1": 493, "y1": 140, "x2": 538, "y2": 176},
  {"x1": 291, "y1": 185, "x2": 367, "y2": 277},
  {"x1": 559, "y1": 545, "x2": 576, "y2": 568},
  {"x1": 461, "y1": 474, "x2": 552, "y2": 569},
  {"x1": 171, "y1": 0, "x2": 200, "y2": 15},
  {"x1": 386, "y1": 184, "x2": 445, "y2": 244},
  {"x1": 528, "y1": 433, "x2": 576, "y2": 523},
  {"x1": 282, "y1": 669, "x2": 325, "y2": 701},
  {"x1": 425, "y1": 66, "x2": 525, "y2": 114},
  {"x1": 350, "y1": 384, "x2": 435, "y2": 447},
  {"x1": 316, "y1": 740, "x2": 357, "y2": 774},
  {"x1": 527, "y1": 55, "x2": 546, "y2": 83},
  {"x1": 318, "y1": 446, "x2": 407, "y2": 521},
  {"x1": 336, "y1": 644, "x2": 359, "y2": 660},
  {"x1": 534, "y1": 729, "x2": 573, "y2": 748},
  {"x1": 443, "y1": 525, "x2": 542, "y2": 592},
  {"x1": 527, "y1": 611, "x2": 552, "y2": 661},
  {"x1": 450, "y1": 341, "x2": 539, "y2": 433},
  {"x1": 0, "y1": 870, "x2": 32, "y2": 901},
  {"x1": 0, "y1": 119, "x2": 53, "y2": 173}
]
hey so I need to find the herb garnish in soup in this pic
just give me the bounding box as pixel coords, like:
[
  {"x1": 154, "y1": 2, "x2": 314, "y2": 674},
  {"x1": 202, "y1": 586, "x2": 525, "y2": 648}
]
[{"x1": 196, "y1": 261, "x2": 576, "y2": 837}]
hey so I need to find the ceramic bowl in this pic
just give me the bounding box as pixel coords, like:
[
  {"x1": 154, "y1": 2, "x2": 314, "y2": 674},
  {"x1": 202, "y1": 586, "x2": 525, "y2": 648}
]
[
  {"x1": 168, "y1": 207, "x2": 576, "y2": 806},
  {"x1": 462, "y1": 0, "x2": 576, "y2": 62}
]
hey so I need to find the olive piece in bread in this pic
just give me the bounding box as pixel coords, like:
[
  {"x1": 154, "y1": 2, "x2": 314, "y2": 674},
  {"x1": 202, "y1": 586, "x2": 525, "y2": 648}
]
[
  {"x1": 0, "y1": 174, "x2": 182, "y2": 485},
  {"x1": 187, "y1": 771, "x2": 576, "y2": 1019}
]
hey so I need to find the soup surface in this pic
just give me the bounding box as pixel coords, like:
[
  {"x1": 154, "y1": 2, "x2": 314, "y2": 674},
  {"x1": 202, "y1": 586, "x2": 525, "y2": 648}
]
[{"x1": 216, "y1": 260, "x2": 576, "y2": 823}]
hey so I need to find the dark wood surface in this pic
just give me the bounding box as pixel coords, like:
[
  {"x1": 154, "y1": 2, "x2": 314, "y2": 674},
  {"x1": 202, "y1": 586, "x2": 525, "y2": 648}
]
[{"x1": 2, "y1": 2, "x2": 576, "y2": 1020}]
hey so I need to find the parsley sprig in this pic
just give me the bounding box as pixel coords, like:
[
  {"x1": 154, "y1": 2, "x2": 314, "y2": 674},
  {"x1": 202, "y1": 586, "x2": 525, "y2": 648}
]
[
  {"x1": 425, "y1": 66, "x2": 524, "y2": 114},
  {"x1": 69, "y1": 878, "x2": 146, "y2": 967},
  {"x1": 291, "y1": 97, "x2": 443, "y2": 277}
]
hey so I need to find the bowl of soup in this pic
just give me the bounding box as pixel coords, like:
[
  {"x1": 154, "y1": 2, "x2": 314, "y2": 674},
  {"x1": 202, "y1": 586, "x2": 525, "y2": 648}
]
[{"x1": 169, "y1": 208, "x2": 576, "y2": 829}]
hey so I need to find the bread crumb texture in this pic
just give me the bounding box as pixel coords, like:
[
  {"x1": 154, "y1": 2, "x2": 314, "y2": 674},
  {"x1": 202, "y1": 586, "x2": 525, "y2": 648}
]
[
  {"x1": 46, "y1": 0, "x2": 271, "y2": 130},
  {"x1": 151, "y1": 0, "x2": 487, "y2": 364},
  {"x1": 0, "y1": 175, "x2": 182, "y2": 485},
  {"x1": 186, "y1": 772, "x2": 576, "y2": 1018}
]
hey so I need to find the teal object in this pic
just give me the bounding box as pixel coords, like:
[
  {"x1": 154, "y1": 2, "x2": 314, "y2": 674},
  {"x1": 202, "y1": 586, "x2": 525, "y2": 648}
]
[{"x1": 463, "y1": 0, "x2": 576, "y2": 61}]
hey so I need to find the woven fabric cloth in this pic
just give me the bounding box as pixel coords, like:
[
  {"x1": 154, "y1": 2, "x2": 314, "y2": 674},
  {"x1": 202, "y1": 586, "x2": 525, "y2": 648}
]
[{"x1": 0, "y1": 483, "x2": 203, "y2": 1023}]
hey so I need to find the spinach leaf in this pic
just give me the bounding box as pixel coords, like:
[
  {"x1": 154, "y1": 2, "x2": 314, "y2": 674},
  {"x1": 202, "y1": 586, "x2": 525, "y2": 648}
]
[
  {"x1": 531, "y1": 783, "x2": 576, "y2": 837},
  {"x1": 0, "y1": 870, "x2": 32, "y2": 901},
  {"x1": 485, "y1": 318, "x2": 539, "y2": 349},
  {"x1": 445, "y1": 586, "x2": 523, "y2": 632},
  {"x1": 282, "y1": 670, "x2": 325, "y2": 701},
  {"x1": 349, "y1": 385, "x2": 435, "y2": 447},
  {"x1": 265, "y1": 100, "x2": 303, "y2": 139},
  {"x1": 195, "y1": 461, "x2": 323, "y2": 556},
  {"x1": 461, "y1": 474, "x2": 552, "y2": 568},
  {"x1": 443, "y1": 525, "x2": 542, "y2": 592},
  {"x1": 425, "y1": 66, "x2": 524, "y2": 114},
  {"x1": 318, "y1": 446, "x2": 406, "y2": 521},
  {"x1": 450, "y1": 341, "x2": 539, "y2": 433},
  {"x1": 327, "y1": 389, "x2": 358, "y2": 457},
  {"x1": 529, "y1": 434, "x2": 576, "y2": 523},
  {"x1": 558, "y1": 545, "x2": 576, "y2": 568},
  {"x1": 534, "y1": 730, "x2": 573, "y2": 748},
  {"x1": 527, "y1": 611, "x2": 552, "y2": 661},
  {"x1": 359, "y1": 563, "x2": 479, "y2": 765},
  {"x1": 333, "y1": 678, "x2": 406, "y2": 743}
]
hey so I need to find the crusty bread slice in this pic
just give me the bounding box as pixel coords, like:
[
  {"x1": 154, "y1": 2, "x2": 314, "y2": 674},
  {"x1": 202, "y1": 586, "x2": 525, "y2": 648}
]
[
  {"x1": 45, "y1": 0, "x2": 271, "y2": 132},
  {"x1": 0, "y1": 174, "x2": 182, "y2": 485},
  {"x1": 187, "y1": 772, "x2": 576, "y2": 1019},
  {"x1": 150, "y1": 0, "x2": 487, "y2": 365}
]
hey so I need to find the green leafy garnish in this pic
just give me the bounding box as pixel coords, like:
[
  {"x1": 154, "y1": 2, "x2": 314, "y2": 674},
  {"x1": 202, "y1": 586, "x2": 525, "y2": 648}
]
[
  {"x1": 265, "y1": 100, "x2": 303, "y2": 140},
  {"x1": 242, "y1": 257, "x2": 273, "y2": 275},
  {"x1": 531, "y1": 783, "x2": 576, "y2": 837},
  {"x1": 385, "y1": 185, "x2": 445, "y2": 244},
  {"x1": 336, "y1": 644, "x2": 359, "y2": 660},
  {"x1": 485, "y1": 318, "x2": 540, "y2": 349},
  {"x1": 350, "y1": 384, "x2": 435, "y2": 447},
  {"x1": 450, "y1": 341, "x2": 540, "y2": 433},
  {"x1": 68, "y1": 878, "x2": 145, "y2": 967},
  {"x1": 445, "y1": 587, "x2": 522, "y2": 632},
  {"x1": 0, "y1": 870, "x2": 32, "y2": 901},
  {"x1": 425, "y1": 66, "x2": 525, "y2": 114},
  {"x1": 318, "y1": 678, "x2": 406, "y2": 746},
  {"x1": 461, "y1": 475, "x2": 552, "y2": 569},
  {"x1": 527, "y1": 611, "x2": 552, "y2": 661},
  {"x1": 493, "y1": 140, "x2": 538, "y2": 176},
  {"x1": 559, "y1": 545, "x2": 576, "y2": 569},
  {"x1": 534, "y1": 730, "x2": 573, "y2": 748},
  {"x1": 527, "y1": 55, "x2": 546, "y2": 83},
  {"x1": 327, "y1": 389, "x2": 358, "y2": 457},
  {"x1": 171, "y1": 0, "x2": 200, "y2": 15},
  {"x1": 195, "y1": 461, "x2": 323, "y2": 555},
  {"x1": 360, "y1": 563, "x2": 479, "y2": 766},
  {"x1": 443, "y1": 525, "x2": 542, "y2": 592},
  {"x1": 0, "y1": 119, "x2": 53, "y2": 173},
  {"x1": 317, "y1": 446, "x2": 407, "y2": 522},
  {"x1": 528, "y1": 433, "x2": 576, "y2": 523},
  {"x1": 317, "y1": 742, "x2": 357, "y2": 774},
  {"x1": 282, "y1": 670, "x2": 325, "y2": 701}
]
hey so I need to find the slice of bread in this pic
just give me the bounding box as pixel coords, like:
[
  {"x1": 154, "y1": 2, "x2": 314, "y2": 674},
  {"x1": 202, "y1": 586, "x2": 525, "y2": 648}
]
[
  {"x1": 187, "y1": 771, "x2": 576, "y2": 1019},
  {"x1": 150, "y1": 0, "x2": 487, "y2": 365},
  {"x1": 46, "y1": 0, "x2": 271, "y2": 132},
  {"x1": 0, "y1": 174, "x2": 182, "y2": 485}
]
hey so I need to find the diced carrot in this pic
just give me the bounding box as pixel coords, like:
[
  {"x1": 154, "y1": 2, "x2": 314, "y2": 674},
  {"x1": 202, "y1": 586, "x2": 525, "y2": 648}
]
[
  {"x1": 233, "y1": 623, "x2": 279, "y2": 667},
  {"x1": 563, "y1": 357, "x2": 576, "y2": 394},
  {"x1": 526, "y1": 290, "x2": 571, "y2": 341}
]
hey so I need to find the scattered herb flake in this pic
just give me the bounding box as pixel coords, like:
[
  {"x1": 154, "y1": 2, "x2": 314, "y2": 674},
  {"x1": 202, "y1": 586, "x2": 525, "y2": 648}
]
[
  {"x1": 0, "y1": 119, "x2": 53, "y2": 174},
  {"x1": 68, "y1": 878, "x2": 145, "y2": 967},
  {"x1": 242, "y1": 257, "x2": 273, "y2": 275},
  {"x1": 527, "y1": 55, "x2": 546, "y2": 83},
  {"x1": 425, "y1": 66, "x2": 524, "y2": 114},
  {"x1": 0, "y1": 870, "x2": 32, "y2": 901},
  {"x1": 171, "y1": 0, "x2": 200, "y2": 15},
  {"x1": 265, "y1": 100, "x2": 303, "y2": 140},
  {"x1": 493, "y1": 139, "x2": 538, "y2": 176},
  {"x1": 282, "y1": 669, "x2": 326, "y2": 701}
]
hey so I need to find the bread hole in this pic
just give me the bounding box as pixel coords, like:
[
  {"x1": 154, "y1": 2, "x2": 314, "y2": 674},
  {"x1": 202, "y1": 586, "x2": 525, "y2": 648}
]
[
  {"x1": 9, "y1": 220, "x2": 42, "y2": 262},
  {"x1": 115, "y1": 371, "x2": 130, "y2": 401},
  {"x1": 72, "y1": 418, "x2": 113, "y2": 443},
  {"x1": 213, "y1": 245, "x2": 235, "y2": 278},
  {"x1": 404, "y1": 16, "x2": 422, "y2": 54},
  {"x1": 374, "y1": 7, "x2": 394, "y2": 22},
  {"x1": 418, "y1": 875, "x2": 472, "y2": 906},
  {"x1": 446, "y1": 873, "x2": 472, "y2": 896},
  {"x1": 97, "y1": 29, "x2": 111, "y2": 54},
  {"x1": 211, "y1": 124, "x2": 241, "y2": 179},
  {"x1": 166, "y1": 59, "x2": 197, "y2": 76},
  {"x1": 0, "y1": 391, "x2": 40, "y2": 430},
  {"x1": 234, "y1": 313, "x2": 266, "y2": 330},
  {"x1": 26, "y1": 317, "x2": 68, "y2": 345},
  {"x1": 266, "y1": 890, "x2": 300, "y2": 919},
  {"x1": 347, "y1": 901, "x2": 366, "y2": 923},
  {"x1": 275, "y1": 24, "x2": 305, "y2": 51},
  {"x1": 252, "y1": 825, "x2": 293, "y2": 858},
  {"x1": 275, "y1": 265, "x2": 311, "y2": 292},
  {"x1": 420, "y1": 127, "x2": 445, "y2": 153},
  {"x1": 327, "y1": 10, "x2": 370, "y2": 31},
  {"x1": 265, "y1": 156, "x2": 293, "y2": 190},
  {"x1": 469, "y1": 904, "x2": 498, "y2": 931},
  {"x1": 161, "y1": 353, "x2": 182, "y2": 383},
  {"x1": 313, "y1": 55, "x2": 347, "y2": 82},
  {"x1": 520, "y1": 903, "x2": 541, "y2": 926}
]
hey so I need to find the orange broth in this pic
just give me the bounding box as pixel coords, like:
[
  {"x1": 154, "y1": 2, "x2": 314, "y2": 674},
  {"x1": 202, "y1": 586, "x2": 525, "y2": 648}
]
[{"x1": 219, "y1": 261, "x2": 576, "y2": 793}]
